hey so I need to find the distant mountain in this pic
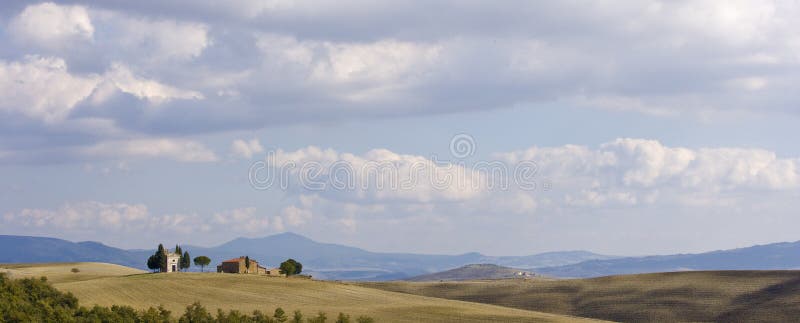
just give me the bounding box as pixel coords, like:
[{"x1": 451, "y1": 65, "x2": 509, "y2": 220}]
[
  {"x1": 0, "y1": 235, "x2": 149, "y2": 268},
  {"x1": 0, "y1": 233, "x2": 613, "y2": 280},
  {"x1": 536, "y1": 241, "x2": 800, "y2": 278},
  {"x1": 406, "y1": 264, "x2": 533, "y2": 281},
  {"x1": 183, "y1": 233, "x2": 617, "y2": 280}
]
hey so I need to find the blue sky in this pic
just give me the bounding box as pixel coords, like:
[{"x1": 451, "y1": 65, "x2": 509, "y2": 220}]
[{"x1": 2, "y1": 1, "x2": 800, "y2": 256}]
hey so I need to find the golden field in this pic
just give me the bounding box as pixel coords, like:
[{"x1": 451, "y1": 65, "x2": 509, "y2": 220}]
[{"x1": 0, "y1": 262, "x2": 603, "y2": 323}]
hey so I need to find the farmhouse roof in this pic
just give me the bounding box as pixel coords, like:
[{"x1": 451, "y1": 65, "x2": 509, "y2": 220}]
[{"x1": 222, "y1": 257, "x2": 243, "y2": 263}]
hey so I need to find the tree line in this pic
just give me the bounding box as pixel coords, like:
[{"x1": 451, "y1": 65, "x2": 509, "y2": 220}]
[
  {"x1": 146, "y1": 244, "x2": 212, "y2": 273},
  {"x1": 0, "y1": 272, "x2": 374, "y2": 322},
  {"x1": 146, "y1": 243, "x2": 303, "y2": 276}
]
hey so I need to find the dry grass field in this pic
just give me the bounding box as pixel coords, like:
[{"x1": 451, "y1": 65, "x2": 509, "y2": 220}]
[
  {"x1": 2, "y1": 262, "x2": 603, "y2": 322},
  {"x1": 361, "y1": 270, "x2": 800, "y2": 322},
  {"x1": 0, "y1": 262, "x2": 145, "y2": 283}
]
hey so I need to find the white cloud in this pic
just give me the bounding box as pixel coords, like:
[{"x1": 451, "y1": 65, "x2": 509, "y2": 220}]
[
  {"x1": 261, "y1": 140, "x2": 800, "y2": 228},
  {"x1": 280, "y1": 205, "x2": 313, "y2": 226},
  {"x1": 107, "y1": 15, "x2": 210, "y2": 61},
  {"x1": 0, "y1": 56, "x2": 100, "y2": 123},
  {"x1": 9, "y1": 2, "x2": 94, "y2": 48},
  {"x1": 498, "y1": 138, "x2": 800, "y2": 198},
  {"x1": 269, "y1": 146, "x2": 486, "y2": 203},
  {"x1": 231, "y1": 139, "x2": 264, "y2": 159},
  {"x1": 103, "y1": 63, "x2": 205, "y2": 103},
  {"x1": 3, "y1": 201, "x2": 147, "y2": 231},
  {"x1": 212, "y1": 207, "x2": 271, "y2": 234},
  {"x1": 255, "y1": 34, "x2": 441, "y2": 101},
  {"x1": 82, "y1": 138, "x2": 218, "y2": 162},
  {"x1": 0, "y1": 56, "x2": 205, "y2": 124}
]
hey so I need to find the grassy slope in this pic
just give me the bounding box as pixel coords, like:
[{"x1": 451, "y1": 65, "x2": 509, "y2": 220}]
[
  {"x1": 0, "y1": 262, "x2": 145, "y2": 284},
  {"x1": 10, "y1": 262, "x2": 602, "y2": 323},
  {"x1": 361, "y1": 270, "x2": 800, "y2": 322}
]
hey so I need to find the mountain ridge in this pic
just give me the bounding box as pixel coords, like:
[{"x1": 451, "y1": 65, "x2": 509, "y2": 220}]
[
  {"x1": 534, "y1": 239, "x2": 800, "y2": 278},
  {"x1": 7, "y1": 233, "x2": 800, "y2": 280},
  {"x1": 0, "y1": 233, "x2": 611, "y2": 280}
]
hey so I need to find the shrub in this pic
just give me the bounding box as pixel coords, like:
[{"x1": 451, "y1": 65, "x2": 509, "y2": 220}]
[
  {"x1": 291, "y1": 310, "x2": 303, "y2": 323},
  {"x1": 178, "y1": 302, "x2": 214, "y2": 323},
  {"x1": 307, "y1": 311, "x2": 327, "y2": 323},
  {"x1": 355, "y1": 316, "x2": 374, "y2": 323},
  {"x1": 273, "y1": 307, "x2": 288, "y2": 322},
  {"x1": 71, "y1": 268, "x2": 80, "y2": 273},
  {"x1": 335, "y1": 312, "x2": 350, "y2": 323},
  {"x1": 139, "y1": 305, "x2": 172, "y2": 323}
]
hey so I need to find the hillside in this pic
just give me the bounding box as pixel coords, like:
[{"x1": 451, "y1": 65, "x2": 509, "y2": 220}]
[
  {"x1": 0, "y1": 262, "x2": 144, "y2": 284},
  {"x1": 535, "y1": 241, "x2": 800, "y2": 278},
  {"x1": 362, "y1": 270, "x2": 800, "y2": 322},
  {"x1": 406, "y1": 264, "x2": 536, "y2": 282},
  {"x1": 0, "y1": 233, "x2": 613, "y2": 280},
  {"x1": 17, "y1": 262, "x2": 603, "y2": 323}
]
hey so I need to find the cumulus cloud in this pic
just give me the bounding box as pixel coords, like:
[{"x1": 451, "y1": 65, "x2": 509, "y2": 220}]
[
  {"x1": 264, "y1": 146, "x2": 486, "y2": 203},
  {"x1": 280, "y1": 205, "x2": 312, "y2": 226},
  {"x1": 0, "y1": 55, "x2": 204, "y2": 124},
  {"x1": 108, "y1": 16, "x2": 210, "y2": 62},
  {"x1": 5, "y1": 1, "x2": 800, "y2": 163},
  {"x1": 212, "y1": 207, "x2": 271, "y2": 234},
  {"x1": 3, "y1": 201, "x2": 148, "y2": 231},
  {"x1": 254, "y1": 139, "x2": 800, "y2": 229},
  {"x1": 497, "y1": 138, "x2": 800, "y2": 205},
  {"x1": 0, "y1": 56, "x2": 99, "y2": 123},
  {"x1": 230, "y1": 138, "x2": 264, "y2": 159},
  {"x1": 9, "y1": 2, "x2": 94, "y2": 48}
]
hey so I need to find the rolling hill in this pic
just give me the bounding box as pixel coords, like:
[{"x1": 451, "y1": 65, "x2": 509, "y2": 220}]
[
  {"x1": 0, "y1": 262, "x2": 602, "y2": 323},
  {"x1": 406, "y1": 264, "x2": 535, "y2": 281},
  {"x1": 535, "y1": 241, "x2": 800, "y2": 278},
  {"x1": 361, "y1": 270, "x2": 800, "y2": 322},
  {"x1": 0, "y1": 262, "x2": 145, "y2": 283}
]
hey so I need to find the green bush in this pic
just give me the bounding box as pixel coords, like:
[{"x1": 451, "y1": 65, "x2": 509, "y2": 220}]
[{"x1": 0, "y1": 273, "x2": 374, "y2": 323}]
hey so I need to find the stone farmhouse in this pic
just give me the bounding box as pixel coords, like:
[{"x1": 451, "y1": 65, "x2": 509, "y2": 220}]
[{"x1": 216, "y1": 256, "x2": 285, "y2": 277}]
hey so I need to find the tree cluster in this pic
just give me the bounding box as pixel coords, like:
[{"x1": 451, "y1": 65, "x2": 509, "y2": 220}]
[
  {"x1": 179, "y1": 302, "x2": 374, "y2": 323},
  {"x1": 279, "y1": 259, "x2": 303, "y2": 276},
  {"x1": 146, "y1": 244, "x2": 196, "y2": 272},
  {"x1": 147, "y1": 244, "x2": 167, "y2": 273},
  {"x1": 0, "y1": 272, "x2": 374, "y2": 322}
]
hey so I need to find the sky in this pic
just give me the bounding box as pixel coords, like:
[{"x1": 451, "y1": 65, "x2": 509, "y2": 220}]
[{"x1": 1, "y1": 1, "x2": 800, "y2": 256}]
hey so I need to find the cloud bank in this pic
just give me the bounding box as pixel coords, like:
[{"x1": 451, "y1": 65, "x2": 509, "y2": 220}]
[{"x1": 3, "y1": 1, "x2": 800, "y2": 163}]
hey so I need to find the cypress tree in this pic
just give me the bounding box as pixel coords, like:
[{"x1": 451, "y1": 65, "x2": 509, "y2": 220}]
[
  {"x1": 181, "y1": 251, "x2": 191, "y2": 271},
  {"x1": 156, "y1": 244, "x2": 167, "y2": 272}
]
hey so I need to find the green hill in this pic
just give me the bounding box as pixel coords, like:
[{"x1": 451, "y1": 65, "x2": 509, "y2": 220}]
[{"x1": 362, "y1": 270, "x2": 800, "y2": 322}]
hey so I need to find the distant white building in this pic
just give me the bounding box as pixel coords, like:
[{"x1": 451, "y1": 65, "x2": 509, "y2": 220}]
[{"x1": 165, "y1": 252, "x2": 181, "y2": 272}]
